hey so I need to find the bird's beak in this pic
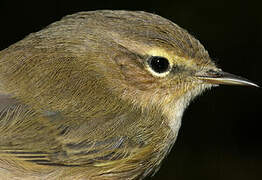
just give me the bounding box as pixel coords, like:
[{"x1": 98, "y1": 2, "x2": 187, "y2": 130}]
[{"x1": 196, "y1": 70, "x2": 259, "y2": 87}]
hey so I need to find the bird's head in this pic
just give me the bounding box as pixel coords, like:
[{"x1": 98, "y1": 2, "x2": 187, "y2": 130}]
[
  {"x1": 15, "y1": 10, "x2": 256, "y2": 127},
  {"x1": 63, "y1": 11, "x2": 257, "y2": 121}
]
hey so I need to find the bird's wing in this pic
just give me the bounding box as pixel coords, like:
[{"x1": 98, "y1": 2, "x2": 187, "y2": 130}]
[{"x1": 0, "y1": 92, "x2": 140, "y2": 168}]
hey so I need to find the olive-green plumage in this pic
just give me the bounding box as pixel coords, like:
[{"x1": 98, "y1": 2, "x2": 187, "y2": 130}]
[{"x1": 0, "y1": 10, "x2": 257, "y2": 180}]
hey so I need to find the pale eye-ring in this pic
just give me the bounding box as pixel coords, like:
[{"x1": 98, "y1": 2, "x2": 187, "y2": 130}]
[{"x1": 147, "y1": 56, "x2": 170, "y2": 74}]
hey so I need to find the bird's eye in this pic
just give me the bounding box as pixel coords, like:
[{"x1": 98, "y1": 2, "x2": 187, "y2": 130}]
[{"x1": 147, "y1": 56, "x2": 170, "y2": 74}]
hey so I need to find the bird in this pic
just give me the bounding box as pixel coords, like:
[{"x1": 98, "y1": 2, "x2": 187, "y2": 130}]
[{"x1": 0, "y1": 10, "x2": 258, "y2": 180}]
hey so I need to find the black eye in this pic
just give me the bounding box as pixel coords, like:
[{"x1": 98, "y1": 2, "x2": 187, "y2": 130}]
[{"x1": 148, "y1": 56, "x2": 170, "y2": 74}]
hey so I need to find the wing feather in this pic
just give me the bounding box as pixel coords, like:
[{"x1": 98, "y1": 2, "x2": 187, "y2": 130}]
[{"x1": 0, "y1": 94, "x2": 137, "y2": 167}]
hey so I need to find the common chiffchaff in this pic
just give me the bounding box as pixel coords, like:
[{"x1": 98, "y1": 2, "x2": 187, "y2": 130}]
[{"x1": 0, "y1": 10, "x2": 258, "y2": 179}]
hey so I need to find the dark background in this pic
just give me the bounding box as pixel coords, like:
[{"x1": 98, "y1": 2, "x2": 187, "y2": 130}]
[{"x1": 0, "y1": 0, "x2": 261, "y2": 180}]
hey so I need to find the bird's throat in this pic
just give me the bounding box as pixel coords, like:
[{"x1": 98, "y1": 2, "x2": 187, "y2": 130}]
[{"x1": 166, "y1": 84, "x2": 212, "y2": 135}]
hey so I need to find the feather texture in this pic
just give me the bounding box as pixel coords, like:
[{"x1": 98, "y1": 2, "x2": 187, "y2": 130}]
[{"x1": 0, "y1": 10, "x2": 214, "y2": 179}]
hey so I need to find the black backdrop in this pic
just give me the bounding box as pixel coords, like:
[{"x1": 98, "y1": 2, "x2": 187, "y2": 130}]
[{"x1": 0, "y1": 0, "x2": 261, "y2": 180}]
